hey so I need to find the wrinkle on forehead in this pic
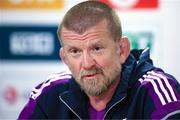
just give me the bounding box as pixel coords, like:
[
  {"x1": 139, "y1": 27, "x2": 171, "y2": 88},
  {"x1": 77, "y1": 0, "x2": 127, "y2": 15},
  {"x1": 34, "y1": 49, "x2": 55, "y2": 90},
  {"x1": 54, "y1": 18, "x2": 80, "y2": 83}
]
[{"x1": 62, "y1": 30, "x2": 106, "y2": 41}]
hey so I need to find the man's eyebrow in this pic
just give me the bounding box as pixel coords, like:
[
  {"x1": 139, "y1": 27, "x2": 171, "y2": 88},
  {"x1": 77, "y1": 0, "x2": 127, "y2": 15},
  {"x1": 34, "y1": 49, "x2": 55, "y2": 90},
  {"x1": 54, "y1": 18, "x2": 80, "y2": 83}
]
[
  {"x1": 89, "y1": 39, "x2": 106, "y2": 45},
  {"x1": 64, "y1": 44, "x2": 78, "y2": 48}
]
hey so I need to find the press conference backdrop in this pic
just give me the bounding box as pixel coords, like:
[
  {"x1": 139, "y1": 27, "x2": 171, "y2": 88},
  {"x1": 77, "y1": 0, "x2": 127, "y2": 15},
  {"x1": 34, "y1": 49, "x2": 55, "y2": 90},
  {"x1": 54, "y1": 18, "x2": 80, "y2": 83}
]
[{"x1": 0, "y1": 0, "x2": 180, "y2": 119}]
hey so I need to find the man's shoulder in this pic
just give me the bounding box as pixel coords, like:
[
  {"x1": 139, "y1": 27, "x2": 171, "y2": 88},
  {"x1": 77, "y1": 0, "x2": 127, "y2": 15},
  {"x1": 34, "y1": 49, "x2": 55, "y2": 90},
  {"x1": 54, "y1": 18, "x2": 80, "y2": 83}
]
[
  {"x1": 30, "y1": 71, "x2": 73, "y2": 100},
  {"x1": 137, "y1": 70, "x2": 179, "y2": 105},
  {"x1": 133, "y1": 70, "x2": 180, "y2": 118}
]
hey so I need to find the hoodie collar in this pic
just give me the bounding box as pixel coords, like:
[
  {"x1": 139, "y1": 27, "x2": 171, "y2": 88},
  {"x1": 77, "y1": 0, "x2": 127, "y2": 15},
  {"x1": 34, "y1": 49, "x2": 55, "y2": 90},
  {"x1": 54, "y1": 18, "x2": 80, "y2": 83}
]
[
  {"x1": 106, "y1": 49, "x2": 155, "y2": 109},
  {"x1": 129, "y1": 48, "x2": 154, "y2": 85},
  {"x1": 59, "y1": 79, "x2": 89, "y2": 119}
]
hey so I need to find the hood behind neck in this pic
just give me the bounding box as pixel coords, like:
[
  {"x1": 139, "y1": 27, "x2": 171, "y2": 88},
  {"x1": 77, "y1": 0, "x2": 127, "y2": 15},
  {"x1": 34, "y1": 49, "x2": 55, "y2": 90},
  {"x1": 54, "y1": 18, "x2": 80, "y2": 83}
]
[{"x1": 121, "y1": 48, "x2": 155, "y2": 87}]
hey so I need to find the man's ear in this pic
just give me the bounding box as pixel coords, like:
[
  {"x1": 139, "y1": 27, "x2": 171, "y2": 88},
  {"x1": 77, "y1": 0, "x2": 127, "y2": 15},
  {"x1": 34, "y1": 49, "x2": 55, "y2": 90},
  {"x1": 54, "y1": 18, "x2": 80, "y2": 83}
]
[
  {"x1": 59, "y1": 48, "x2": 67, "y2": 65},
  {"x1": 119, "y1": 36, "x2": 130, "y2": 64}
]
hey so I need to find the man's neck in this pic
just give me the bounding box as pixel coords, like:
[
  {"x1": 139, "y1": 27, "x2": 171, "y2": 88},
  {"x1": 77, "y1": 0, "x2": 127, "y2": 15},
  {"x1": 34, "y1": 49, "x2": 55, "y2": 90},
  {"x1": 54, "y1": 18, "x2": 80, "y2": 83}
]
[{"x1": 88, "y1": 79, "x2": 120, "y2": 111}]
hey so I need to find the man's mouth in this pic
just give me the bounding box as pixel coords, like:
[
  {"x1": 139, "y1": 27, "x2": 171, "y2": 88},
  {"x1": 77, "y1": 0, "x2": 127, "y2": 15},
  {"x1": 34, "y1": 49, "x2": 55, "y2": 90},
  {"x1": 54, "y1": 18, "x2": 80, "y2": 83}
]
[
  {"x1": 82, "y1": 73, "x2": 98, "y2": 79},
  {"x1": 80, "y1": 69, "x2": 103, "y2": 80}
]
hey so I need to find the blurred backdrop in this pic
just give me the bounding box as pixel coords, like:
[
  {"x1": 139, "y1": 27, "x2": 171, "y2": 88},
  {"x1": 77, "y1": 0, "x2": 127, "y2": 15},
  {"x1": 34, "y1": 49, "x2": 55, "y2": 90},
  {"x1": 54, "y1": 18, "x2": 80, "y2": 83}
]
[{"x1": 0, "y1": 0, "x2": 180, "y2": 119}]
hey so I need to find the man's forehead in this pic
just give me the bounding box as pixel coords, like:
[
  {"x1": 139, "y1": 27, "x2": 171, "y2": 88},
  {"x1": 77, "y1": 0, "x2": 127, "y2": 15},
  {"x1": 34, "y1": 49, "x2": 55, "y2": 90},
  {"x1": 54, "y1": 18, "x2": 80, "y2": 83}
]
[
  {"x1": 62, "y1": 29, "x2": 104, "y2": 40},
  {"x1": 61, "y1": 19, "x2": 110, "y2": 40},
  {"x1": 61, "y1": 33, "x2": 110, "y2": 45}
]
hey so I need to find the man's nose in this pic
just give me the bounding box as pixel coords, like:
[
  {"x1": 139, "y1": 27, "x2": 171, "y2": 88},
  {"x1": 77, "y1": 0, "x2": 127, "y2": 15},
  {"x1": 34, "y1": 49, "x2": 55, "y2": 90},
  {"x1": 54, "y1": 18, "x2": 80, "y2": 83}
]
[{"x1": 82, "y1": 52, "x2": 96, "y2": 70}]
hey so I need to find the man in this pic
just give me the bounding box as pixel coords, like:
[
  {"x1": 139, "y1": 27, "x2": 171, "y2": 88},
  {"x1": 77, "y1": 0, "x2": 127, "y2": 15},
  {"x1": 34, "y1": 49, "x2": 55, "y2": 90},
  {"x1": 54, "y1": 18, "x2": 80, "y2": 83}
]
[{"x1": 18, "y1": 1, "x2": 180, "y2": 119}]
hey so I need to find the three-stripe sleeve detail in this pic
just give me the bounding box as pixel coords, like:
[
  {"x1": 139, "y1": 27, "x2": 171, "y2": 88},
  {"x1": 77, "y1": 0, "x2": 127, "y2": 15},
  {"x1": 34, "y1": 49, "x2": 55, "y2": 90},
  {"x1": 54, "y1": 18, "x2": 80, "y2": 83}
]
[{"x1": 138, "y1": 70, "x2": 177, "y2": 106}]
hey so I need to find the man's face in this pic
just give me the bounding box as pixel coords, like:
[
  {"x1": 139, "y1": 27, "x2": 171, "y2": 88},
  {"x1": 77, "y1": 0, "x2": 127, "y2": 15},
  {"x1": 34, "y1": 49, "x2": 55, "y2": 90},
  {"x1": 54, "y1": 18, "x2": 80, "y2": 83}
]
[{"x1": 60, "y1": 20, "x2": 122, "y2": 96}]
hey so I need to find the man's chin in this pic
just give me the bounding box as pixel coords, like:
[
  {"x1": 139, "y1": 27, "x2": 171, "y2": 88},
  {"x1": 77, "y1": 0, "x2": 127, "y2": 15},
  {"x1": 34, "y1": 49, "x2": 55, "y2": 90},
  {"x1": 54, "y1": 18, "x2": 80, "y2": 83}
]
[{"x1": 81, "y1": 83, "x2": 108, "y2": 96}]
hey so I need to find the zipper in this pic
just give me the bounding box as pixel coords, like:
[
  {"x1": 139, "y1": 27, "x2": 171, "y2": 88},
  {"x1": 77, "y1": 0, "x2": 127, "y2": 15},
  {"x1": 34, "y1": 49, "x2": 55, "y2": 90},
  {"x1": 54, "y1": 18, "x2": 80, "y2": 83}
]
[
  {"x1": 60, "y1": 94, "x2": 126, "y2": 120},
  {"x1": 59, "y1": 95, "x2": 82, "y2": 120},
  {"x1": 103, "y1": 96, "x2": 126, "y2": 120}
]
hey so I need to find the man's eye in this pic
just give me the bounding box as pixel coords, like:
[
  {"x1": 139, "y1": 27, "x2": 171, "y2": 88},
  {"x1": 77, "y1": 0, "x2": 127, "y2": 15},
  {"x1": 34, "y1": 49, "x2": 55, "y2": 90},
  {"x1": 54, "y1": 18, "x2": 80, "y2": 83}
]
[
  {"x1": 95, "y1": 47, "x2": 101, "y2": 51},
  {"x1": 71, "y1": 49, "x2": 78, "y2": 53},
  {"x1": 70, "y1": 49, "x2": 81, "y2": 55},
  {"x1": 69, "y1": 48, "x2": 81, "y2": 57},
  {"x1": 92, "y1": 46, "x2": 104, "y2": 55},
  {"x1": 94, "y1": 46, "x2": 103, "y2": 51}
]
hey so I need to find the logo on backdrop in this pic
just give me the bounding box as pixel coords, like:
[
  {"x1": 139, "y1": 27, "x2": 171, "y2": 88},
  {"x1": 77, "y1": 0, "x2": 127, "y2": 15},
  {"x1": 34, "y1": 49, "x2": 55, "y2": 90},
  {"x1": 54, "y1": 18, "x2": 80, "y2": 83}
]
[
  {"x1": 0, "y1": 0, "x2": 64, "y2": 10},
  {"x1": 2, "y1": 85, "x2": 18, "y2": 105},
  {"x1": 98, "y1": 0, "x2": 158, "y2": 10},
  {"x1": 123, "y1": 32, "x2": 154, "y2": 50},
  {"x1": 10, "y1": 32, "x2": 54, "y2": 56},
  {"x1": 0, "y1": 26, "x2": 60, "y2": 60}
]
